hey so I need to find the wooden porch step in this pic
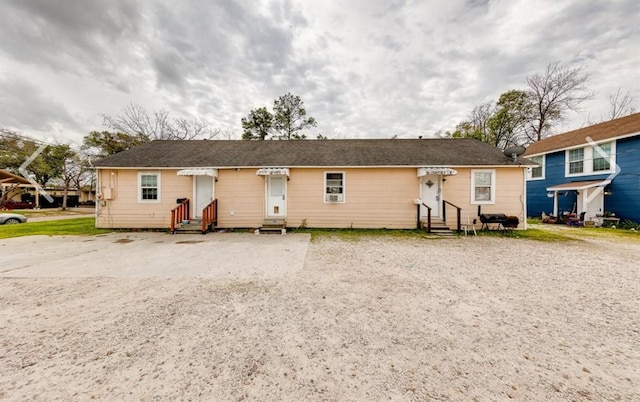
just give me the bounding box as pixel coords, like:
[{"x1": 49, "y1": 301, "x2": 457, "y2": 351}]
[
  {"x1": 430, "y1": 229, "x2": 456, "y2": 237},
  {"x1": 259, "y1": 219, "x2": 287, "y2": 234},
  {"x1": 173, "y1": 219, "x2": 209, "y2": 234},
  {"x1": 421, "y1": 218, "x2": 454, "y2": 235},
  {"x1": 262, "y1": 219, "x2": 286, "y2": 226},
  {"x1": 421, "y1": 220, "x2": 449, "y2": 229}
]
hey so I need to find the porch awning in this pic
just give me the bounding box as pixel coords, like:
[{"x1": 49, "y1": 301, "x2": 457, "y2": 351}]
[
  {"x1": 256, "y1": 168, "x2": 289, "y2": 176},
  {"x1": 177, "y1": 169, "x2": 218, "y2": 177},
  {"x1": 546, "y1": 179, "x2": 610, "y2": 191},
  {"x1": 417, "y1": 167, "x2": 458, "y2": 177}
]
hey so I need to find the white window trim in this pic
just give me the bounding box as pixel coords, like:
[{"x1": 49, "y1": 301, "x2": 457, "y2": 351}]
[
  {"x1": 471, "y1": 169, "x2": 496, "y2": 205},
  {"x1": 592, "y1": 142, "x2": 615, "y2": 173},
  {"x1": 566, "y1": 147, "x2": 586, "y2": 176},
  {"x1": 324, "y1": 171, "x2": 345, "y2": 203},
  {"x1": 565, "y1": 141, "x2": 616, "y2": 177},
  {"x1": 138, "y1": 171, "x2": 161, "y2": 203},
  {"x1": 527, "y1": 155, "x2": 546, "y2": 180}
]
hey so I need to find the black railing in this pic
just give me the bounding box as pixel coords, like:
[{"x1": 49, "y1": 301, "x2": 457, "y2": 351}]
[
  {"x1": 421, "y1": 203, "x2": 432, "y2": 233},
  {"x1": 442, "y1": 200, "x2": 462, "y2": 233}
]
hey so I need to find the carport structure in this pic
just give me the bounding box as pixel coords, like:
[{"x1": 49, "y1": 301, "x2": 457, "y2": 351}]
[
  {"x1": 0, "y1": 169, "x2": 34, "y2": 208},
  {"x1": 0, "y1": 169, "x2": 30, "y2": 185}
]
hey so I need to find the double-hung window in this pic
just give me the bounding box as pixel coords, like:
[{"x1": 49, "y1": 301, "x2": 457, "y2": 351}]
[
  {"x1": 568, "y1": 148, "x2": 584, "y2": 174},
  {"x1": 325, "y1": 172, "x2": 345, "y2": 202},
  {"x1": 138, "y1": 171, "x2": 161, "y2": 203},
  {"x1": 528, "y1": 155, "x2": 545, "y2": 180},
  {"x1": 592, "y1": 142, "x2": 612, "y2": 172},
  {"x1": 566, "y1": 142, "x2": 615, "y2": 176},
  {"x1": 471, "y1": 169, "x2": 495, "y2": 204}
]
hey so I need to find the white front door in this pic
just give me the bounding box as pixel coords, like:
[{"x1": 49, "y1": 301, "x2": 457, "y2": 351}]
[
  {"x1": 266, "y1": 175, "x2": 286, "y2": 218},
  {"x1": 420, "y1": 175, "x2": 440, "y2": 217},
  {"x1": 194, "y1": 175, "x2": 214, "y2": 218}
]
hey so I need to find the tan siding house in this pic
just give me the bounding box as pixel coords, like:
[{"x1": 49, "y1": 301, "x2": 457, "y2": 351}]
[{"x1": 93, "y1": 139, "x2": 532, "y2": 231}]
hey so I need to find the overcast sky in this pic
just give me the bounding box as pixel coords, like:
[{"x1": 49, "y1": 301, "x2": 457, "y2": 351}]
[{"x1": 1, "y1": 0, "x2": 638, "y2": 146}]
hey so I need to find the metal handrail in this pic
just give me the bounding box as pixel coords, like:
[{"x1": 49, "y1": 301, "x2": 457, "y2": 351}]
[
  {"x1": 442, "y1": 200, "x2": 462, "y2": 233},
  {"x1": 421, "y1": 203, "x2": 432, "y2": 233},
  {"x1": 170, "y1": 198, "x2": 190, "y2": 233}
]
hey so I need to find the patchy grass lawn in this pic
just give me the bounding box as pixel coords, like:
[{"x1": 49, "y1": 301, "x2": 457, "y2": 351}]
[
  {"x1": 292, "y1": 228, "x2": 431, "y2": 241},
  {"x1": 295, "y1": 224, "x2": 639, "y2": 243},
  {"x1": 480, "y1": 227, "x2": 578, "y2": 242},
  {"x1": 2, "y1": 218, "x2": 637, "y2": 243},
  {"x1": 293, "y1": 227, "x2": 576, "y2": 242},
  {"x1": 0, "y1": 217, "x2": 109, "y2": 239},
  {"x1": 529, "y1": 223, "x2": 640, "y2": 242}
]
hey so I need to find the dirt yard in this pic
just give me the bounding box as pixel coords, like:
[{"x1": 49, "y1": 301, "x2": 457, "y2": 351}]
[{"x1": 0, "y1": 234, "x2": 638, "y2": 401}]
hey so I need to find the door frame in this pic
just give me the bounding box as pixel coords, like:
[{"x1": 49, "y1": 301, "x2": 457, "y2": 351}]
[
  {"x1": 420, "y1": 175, "x2": 441, "y2": 218},
  {"x1": 577, "y1": 186, "x2": 604, "y2": 220},
  {"x1": 192, "y1": 175, "x2": 215, "y2": 219},
  {"x1": 265, "y1": 175, "x2": 287, "y2": 218}
]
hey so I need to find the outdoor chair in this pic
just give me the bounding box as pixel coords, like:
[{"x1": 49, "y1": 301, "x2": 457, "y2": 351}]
[
  {"x1": 461, "y1": 214, "x2": 477, "y2": 236},
  {"x1": 566, "y1": 212, "x2": 586, "y2": 226}
]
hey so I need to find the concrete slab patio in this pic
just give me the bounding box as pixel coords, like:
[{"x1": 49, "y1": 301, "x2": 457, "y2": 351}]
[{"x1": 0, "y1": 232, "x2": 310, "y2": 278}]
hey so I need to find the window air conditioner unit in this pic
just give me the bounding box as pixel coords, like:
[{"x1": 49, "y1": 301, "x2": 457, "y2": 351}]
[{"x1": 328, "y1": 194, "x2": 339, "y2": 202}]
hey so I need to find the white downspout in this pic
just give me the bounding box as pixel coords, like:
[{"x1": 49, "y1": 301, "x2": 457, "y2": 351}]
[
  {"x1": 95, "y1": 169, "x2": 100, "y2": 227},
  {"x1": 523, "y1": 168, "x2": 528, "y2": 230}
]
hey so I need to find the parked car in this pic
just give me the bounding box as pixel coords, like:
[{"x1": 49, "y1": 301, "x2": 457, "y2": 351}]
[
  {"x1": 1, "y1": 200, "x2": 36, "y2": 210},
  {"x1": 0, "y1": 213, "x2": 28, "y2": 224}
]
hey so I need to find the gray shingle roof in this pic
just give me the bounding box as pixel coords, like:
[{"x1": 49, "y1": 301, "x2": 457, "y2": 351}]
[{"x1": 93, "y1": 138, "x2": 527, "y2": 168}]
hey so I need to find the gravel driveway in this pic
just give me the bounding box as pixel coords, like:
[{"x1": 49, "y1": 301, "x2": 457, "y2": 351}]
[
  {"x1": 0, "y1": 232, "x2": 310, "y2": 278},
  {"x1": 0, "y1": 234, "x2": 638, "y2": 401}
]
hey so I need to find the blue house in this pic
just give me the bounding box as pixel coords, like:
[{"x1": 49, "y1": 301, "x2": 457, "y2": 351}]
[{"x1": 525, "y1": 112, "x2": 640, "y2": 224}]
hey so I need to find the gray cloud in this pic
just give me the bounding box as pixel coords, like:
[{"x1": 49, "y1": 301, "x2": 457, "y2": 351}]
[
  {"x1": 0, "y1": 75, "x2": 81, "y2": 133},
  {"x1": 0, "y1": 0, "x2": 144, "y2": 85},
  {"x1": 0, "y1": 0, "x2": 638, "y2": 142}
]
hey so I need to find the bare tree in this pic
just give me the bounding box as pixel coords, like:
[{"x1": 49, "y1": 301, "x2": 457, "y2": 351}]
[
  {"x1": 101, "y1": 104, "x2": 220, "y2": 141},
  {"x1": 526, "y1": 62, "x2": 594, "y2": 142},
  {"x1": 218, "y1": 128, "x2": 240, "y2": 140},
  {"x1": 469, "y1": 102, "x2": 495, "y2": 144},
  {"x1": 607, "y1": 88, "x2": 636, "y2": 120},
  {"x1": 449, "y1": 102, "x2": 496, "y2": 144}
]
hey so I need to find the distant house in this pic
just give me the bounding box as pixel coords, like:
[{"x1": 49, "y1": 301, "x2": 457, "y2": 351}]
[
  {"x1": 524, "y1": 112, "x2": 640, "y2": 223},
  {"x1": 1, "y1": 169, "x2": 95, "y2": 208},
  {"x1": 93, "y1": 138, "x2": 532, "y2": 231},
  {"x1": 22, "y1": 187, "x2": 96, "y2": 207}
]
